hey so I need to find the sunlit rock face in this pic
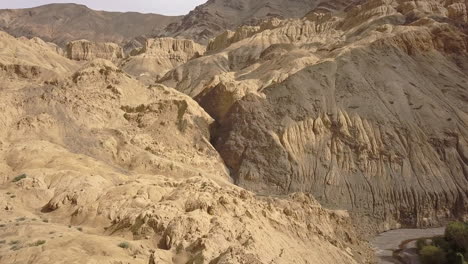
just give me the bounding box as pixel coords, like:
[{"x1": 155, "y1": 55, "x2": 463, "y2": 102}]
[
  {"x1": 160, "y1": 0, "x2": 360, "y2": 43},
  {"x1": 0, "y1": 29, "x2": 373, "y2": 264},
  {"x1": 121, "y1": 37, "x2": 205, "y2": 83},
  {"x1": 160, "y1": 0, "x2": 468, "y2": 230},
  {"x1": 66, "y1": 40, "x2": 125, "y2": 62},
  {"x1": 0, "y1": 0, "x2": 468, "y2": 263}
]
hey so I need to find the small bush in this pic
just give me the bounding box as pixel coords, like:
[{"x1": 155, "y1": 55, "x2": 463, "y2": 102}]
[
  {"x1": 445, "y1": 222, "x2": 468, "y2": 252},
  {"x1": 16, "y1": 217, "x2": 26, "y2": 222},
  {"x1": 417, "y1": 238, "x2": 429, "y2": 251},
  {"x1": 12, "y1": 174, "x2": 27, "y2": 182},
  {"x1": 10, "y1": 245, "x2": 22, "y2": 251},
  {"x1": 0, "y1": 240, "x2": 6, "y2": 244},
  {"x1": 432, "y1": 236, "x2": 451, "y2": 252},
  {"x1": 9, "y1": 240, "x2": 20, "y2": 245},
  {"x1": 455, "y1": 252, "x2": 465, "y2": 264},
  {"x1": 118, "y1": 242, "x2": 130, "y2": 249},
  {"x1": 42, "y1": 219, "x2": 49, "y2": 223},
  {"x1": 77, "y1": 227, "x2": 83, "y2": 232},
  {"x1": 420, "y1": 245, "x2": 447, "y2": 264},
  {"x1": 28, "y1": 240, "x2": 46, "y2": 247}
]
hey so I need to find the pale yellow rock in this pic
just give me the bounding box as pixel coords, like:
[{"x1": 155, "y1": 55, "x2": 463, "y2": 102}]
[
  {"x1": 122, "y1": 37, "x2": 205, "y2": 83},
  {"x1": 1, "y1": 0, "x2": 468, "y2": 262},
  {"x1": 158, "y1": 0, "x2": 468, "y2": 233},
  {"x1": 0, "y1": 31, "x2": 78, "y2": 82},
  {"x1": 0, "y1": 29, "x2": 373, "y2": 263},
  {"x1": 66, "y1": 39, "x2": 124, "y2": 62}
]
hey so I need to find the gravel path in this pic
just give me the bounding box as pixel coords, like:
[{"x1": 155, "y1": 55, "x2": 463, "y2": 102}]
[{"x1": 371, "y1": 228, "x2": 445, "y2": 264}]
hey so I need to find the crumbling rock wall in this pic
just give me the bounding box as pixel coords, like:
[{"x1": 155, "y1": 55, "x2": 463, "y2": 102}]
[
  {"x1": 66, "y1": 40, "x2": 124, "y2": 61},
  {"x1": 121, "y1": 38, "x2": 205, "y2": 83}
]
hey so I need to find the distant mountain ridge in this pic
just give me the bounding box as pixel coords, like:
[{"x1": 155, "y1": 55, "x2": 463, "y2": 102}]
[
  {"x1": 161, "y1": 0, "x2": 361, "y2": 43},
  {"x1": 0, "y1": 0, "x2": 361, "y2": 46},
  {"x1": 0, "y1": 3, "x2": 181, "y2": 47}
]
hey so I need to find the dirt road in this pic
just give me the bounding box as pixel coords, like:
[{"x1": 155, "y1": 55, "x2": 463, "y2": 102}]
[{"x1": 372, "y1": 228, "x2": 445, "y2": 264}]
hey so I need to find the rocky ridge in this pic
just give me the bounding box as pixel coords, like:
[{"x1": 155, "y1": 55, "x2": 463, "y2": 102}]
[
  {"x1": 0, "y1": 31, "x2": 372, "y2": 264},
  {"x1": 159, "y1": 0, "x2": 468, "y2": 231},
  {"x1": 161, "y1": 0, "x2": 361, "y2": 43},
  {"x1": 0, "y1": 0, "x2": 363, "y2": 46},
  {"x1": 0, "y1": 31, "x2": 77, "y2": 83},
  {"x1": 66, "y1": 40, "x2": 125, "y2": 62},
  {"x1": 0, "y1": 3, "x2": 181, "y2": 47},
  {"x1": 121, "y1": 38, "x2": 205, "y2": 83},
  {"x1": 0, "y1": 0, "x2": 468, "y2": 262}
]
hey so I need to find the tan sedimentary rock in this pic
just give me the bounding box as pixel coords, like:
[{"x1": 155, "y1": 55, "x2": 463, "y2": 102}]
[
  {"x1": 0, "y1": 31, "x2": 77, "y2": 82},
  {"x1": 207, "y1": 18, "x2": 285, "y2": 52},
  {"x1": 66, "y1": 40, "x2": 124, "y2": 62},
  {"x1": 447, "y1": 2, "x2": 468, "y2": 21},
  {"x1": 159, "y1": 0, "x2": 468, "y2": 231},
  {"x1": 0, "y1": 32, "x2": 372, "y2": 263},
  {"x1": 29, "y1": 37, "x2": 65, "y2": 56},
  {"x1": 0, "y1": 0, "x2": 356, "y2": 47},
  {"x1": 0, "y1": 3, "x2": 181, "y2": 47},
  {"x1": 208, "y1": 26, "x2": 261, "y2": 52},
  {"x1": 1, "y1": 0, "x2": 468, "y2": 262},
  {"x1": 396, "y1": 0, "x2": 446, "y2": 15},
  {"x1": 162, "y1": 0, "x2": 358, "y2": 43},
  {"x1": 121, "y1": 38, "x2": 205, "y2": 83},
  {"x1": 340, "y1": 0, "x2": 399, "y2": 30},
  {"x1": 142, "y1": 38, "x2": 205, "y2": 56},
  {"x1": 0, "y1": 168, "x2": 371, "y2": 263}
]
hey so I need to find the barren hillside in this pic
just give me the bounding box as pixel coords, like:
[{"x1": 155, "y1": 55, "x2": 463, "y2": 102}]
[
  {"x1": 159, "y1": 0, "x2": 468, "y2": 232},
  {"x1": 0, "y1": 3, "x2": 181, "y2": 47},
  {"x1": 0, "y1": 0, "x2": 363, "y2": 46},
  {"x1": 0, "y1": 0, "x2": 467, "y2": 263},
  {"x1": 161, "y1": 0, "x2": 361, "y2": 43},
  {"x1": 0, "y1": 31, "x2": 372, "y2": 264}
]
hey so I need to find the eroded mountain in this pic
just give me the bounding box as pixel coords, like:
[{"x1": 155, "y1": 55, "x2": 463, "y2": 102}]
[
  {"x1": 0, "y1": 3, "x2": 181, "y2": 47},
  {"x1": 159, "y1": 0, "x2": 468, "y2": 231},
  {"x1": 0, "y1": 30, "x2": 372, "y2": 264},
  {"x1": 161, "y1": 0, "x2": 361, "y2": 43},
  {"x1": 0, "y1": 0, "x2": 467, "y2": 263}
]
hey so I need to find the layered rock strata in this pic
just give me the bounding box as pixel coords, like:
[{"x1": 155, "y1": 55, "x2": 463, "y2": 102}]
[
  {"x1": 66, "y1": 40, "x2": 124, "y2": 62},
  {"x1": 121, "y1": 38, "x2": 205, "y2": 83}
]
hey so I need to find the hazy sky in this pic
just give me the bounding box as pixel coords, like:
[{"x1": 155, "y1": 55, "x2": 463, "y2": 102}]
[{"x1": 0, "y1": 0, "x2": 207, "y2": 15}]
